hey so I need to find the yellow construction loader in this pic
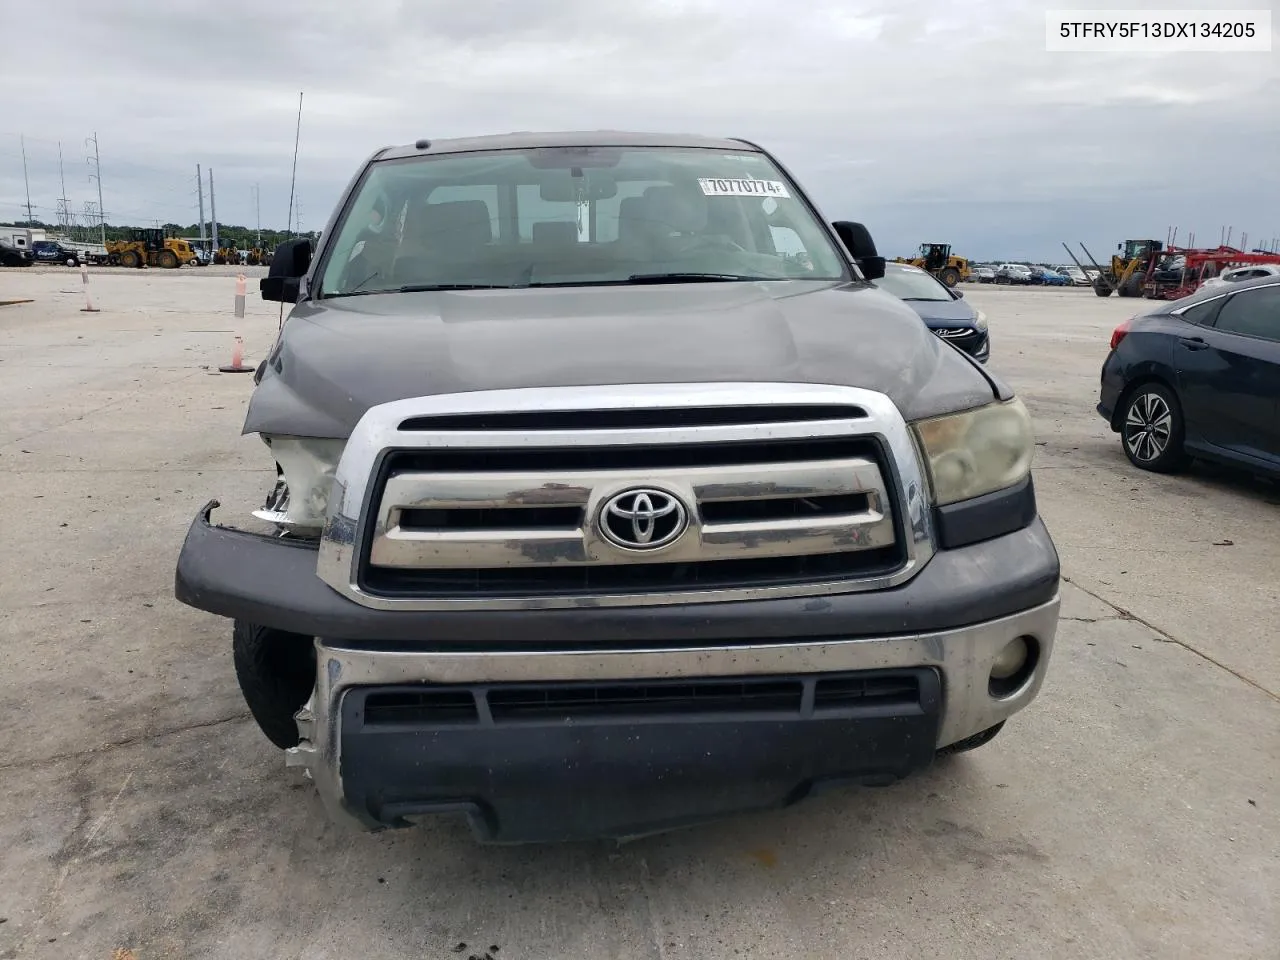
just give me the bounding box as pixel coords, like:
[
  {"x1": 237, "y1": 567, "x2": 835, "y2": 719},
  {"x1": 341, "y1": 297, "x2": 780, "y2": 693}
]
[
  {"x1": 894, "y1": 243, "x2": 971, "y2": 287},
  {"x1": 106, "y1": 229, "x2": 195, "y2": 269}
]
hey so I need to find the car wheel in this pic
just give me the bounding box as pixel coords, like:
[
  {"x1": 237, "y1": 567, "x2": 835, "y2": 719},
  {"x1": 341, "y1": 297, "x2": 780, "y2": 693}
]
[
  {"x1": 232, "y1": 620, "x2": 317, "y2": 749},
  {"x1": 1119, "y1": 382, "x2": 1187, "y2": 473}
]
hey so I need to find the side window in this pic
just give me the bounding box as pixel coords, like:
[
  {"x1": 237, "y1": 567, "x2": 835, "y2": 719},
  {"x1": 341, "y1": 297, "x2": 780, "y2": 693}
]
[
  {"x1": 1212, "y1": 286, "x2": 1280, "y2": 343},
  {"x1": 1177, "y1": 299, "x2": 1221, "y2": 326}
]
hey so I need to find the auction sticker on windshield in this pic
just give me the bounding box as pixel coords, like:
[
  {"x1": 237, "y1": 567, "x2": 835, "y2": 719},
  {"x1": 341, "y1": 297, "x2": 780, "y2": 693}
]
[{"x1": 698, "y1": 178, "x2": 791, "y2": 198}]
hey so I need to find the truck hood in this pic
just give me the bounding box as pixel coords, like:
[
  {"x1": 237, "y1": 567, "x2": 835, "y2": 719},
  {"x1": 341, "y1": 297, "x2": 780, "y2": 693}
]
[{"x1": 244, "y1": 280, "x2": 999, "y2": 437}]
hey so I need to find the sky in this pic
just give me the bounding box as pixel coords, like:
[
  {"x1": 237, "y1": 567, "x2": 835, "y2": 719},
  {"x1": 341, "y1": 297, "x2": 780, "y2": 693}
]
[{"x1": 2, "y1": 0, "x2": 1277, "y2": 260}]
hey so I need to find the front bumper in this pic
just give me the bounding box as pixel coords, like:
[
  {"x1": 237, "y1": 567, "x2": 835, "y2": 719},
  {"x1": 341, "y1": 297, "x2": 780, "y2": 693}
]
[
  {"x1": 293, "y1": 597, "x2": 1058, "y2": 841},
  {"x1": 177, "y1": 501, "x2": 1060, "y2": 841}
]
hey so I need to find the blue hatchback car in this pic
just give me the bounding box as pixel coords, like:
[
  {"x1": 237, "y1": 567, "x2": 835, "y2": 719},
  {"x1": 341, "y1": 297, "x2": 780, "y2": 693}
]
[{"x1": 873, "y1": 262, "x2": 990, "y2": 362}]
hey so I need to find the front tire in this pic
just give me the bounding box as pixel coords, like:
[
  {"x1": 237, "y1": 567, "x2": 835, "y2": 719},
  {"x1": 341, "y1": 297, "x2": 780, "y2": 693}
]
[
  {"x1": 157, "y1": 249, "x2": 180, "y2": 269},
  {"x1": 938, "y1": 267, "x2": 961, "y2": 287},
  {"x1": 118, "y1": 249, "x2": 141, "y2": 269},
  {"x1": 232, "y1": 621, "x2": 317, "y2": 749},
  {"x1": 1093, "y1": 279, "x2": 1113, "y2": 297},
  {"x1": 1119, "y1": 381, "x2": 1187, "y2": 473}
]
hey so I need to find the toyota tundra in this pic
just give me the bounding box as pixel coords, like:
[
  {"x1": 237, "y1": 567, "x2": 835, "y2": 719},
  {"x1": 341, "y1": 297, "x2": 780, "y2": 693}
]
[{"x1": 175, "y1": 131, "x2": 1061, "y2": 843}]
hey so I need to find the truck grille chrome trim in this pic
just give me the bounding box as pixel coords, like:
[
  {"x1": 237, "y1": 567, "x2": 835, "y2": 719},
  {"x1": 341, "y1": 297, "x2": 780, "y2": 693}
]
[{"x1": 315, "y1": 383, "x2": 935, "y2": 610}]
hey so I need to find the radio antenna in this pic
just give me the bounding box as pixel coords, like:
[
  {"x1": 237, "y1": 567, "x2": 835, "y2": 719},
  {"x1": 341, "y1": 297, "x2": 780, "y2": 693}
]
[
  {"x1": 285, "y1": 91, "x2": 304, "y2": 240},
  {"x1": 280, "y1": 91, "x2": 304, "y2": 330}
]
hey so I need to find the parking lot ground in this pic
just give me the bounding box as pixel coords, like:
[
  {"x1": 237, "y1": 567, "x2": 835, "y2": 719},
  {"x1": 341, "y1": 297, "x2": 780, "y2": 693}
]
[{"x1": 0, "y1": 269, "x2": 1276, "y2": 960}]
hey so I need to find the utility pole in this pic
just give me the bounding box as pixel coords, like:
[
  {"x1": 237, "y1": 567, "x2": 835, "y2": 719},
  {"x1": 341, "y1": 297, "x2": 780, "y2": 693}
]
[
  {"x1": 209, "y1": 167, "x2": 218, "y2": 253},
  {"x1": 253, "y1": 183, "x2": 261, "y2": 246},
  {"x1": 20, "y1": 134, "x2": 34, "y2": 224},
  {"x1": 86, "y1": 132, "x2": 106, "y2": 245},
  {"x1": 56, "y1": 141, "x2": 73, "y2": 237},
  {"x1": 196, "y1": 163, "x2": 206, "y2": 246}
]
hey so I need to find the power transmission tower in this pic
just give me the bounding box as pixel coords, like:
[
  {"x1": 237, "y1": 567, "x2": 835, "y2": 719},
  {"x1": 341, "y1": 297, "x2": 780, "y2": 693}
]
[{"x1": 85, "y1": 132, "x2": 106, "y2": 244}]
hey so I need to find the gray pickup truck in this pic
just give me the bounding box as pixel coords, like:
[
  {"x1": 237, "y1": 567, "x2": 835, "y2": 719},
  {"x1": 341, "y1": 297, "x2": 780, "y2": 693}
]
[{"x1": 175, "y1": 131, "x2": 1060, "y2": 843}]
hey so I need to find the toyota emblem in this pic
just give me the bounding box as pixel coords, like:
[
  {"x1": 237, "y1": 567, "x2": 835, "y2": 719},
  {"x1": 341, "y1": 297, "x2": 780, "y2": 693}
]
[{"x1": 597, "y1": 488, "x2": 689, "y2": 551}]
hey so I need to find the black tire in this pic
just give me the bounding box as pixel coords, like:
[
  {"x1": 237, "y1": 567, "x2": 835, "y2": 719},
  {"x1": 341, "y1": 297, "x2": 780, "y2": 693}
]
[
  {"x1": 119, "y1": 249, "x2": 141, "y2": 269},
  {"x1": 937, "y1": 721, "x2": 1005, "y2": 757},
  {"x1": 232, "y1": 620, "x2": 317, "y2": 749},
  {"x1": 156, "y1": 249, "x2": 179, "y2": 269},
  {"x1": 1117, "y1": 381, "x2": 1187, "y2": 473},
  {"x1": 939, "y1": 267, "x2": 961, "y2": 287},
  {"x1": 1119, "y1": 273, "x2": 1143, "y2": 298},
  {"x1": 1093, "y1": 279, "x2": 1113, "y2": 297}
]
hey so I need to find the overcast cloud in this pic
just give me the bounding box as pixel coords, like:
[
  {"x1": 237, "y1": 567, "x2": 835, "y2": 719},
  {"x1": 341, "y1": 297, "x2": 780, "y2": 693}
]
[{"x1": 2, "y1": 0, "x2": 1276, "y2": 259}]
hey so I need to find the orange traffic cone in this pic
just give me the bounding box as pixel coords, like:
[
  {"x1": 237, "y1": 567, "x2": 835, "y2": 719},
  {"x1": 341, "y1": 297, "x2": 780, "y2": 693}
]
[{"x1": 218, "y1": 334, "x2": 254, "y2": 373}]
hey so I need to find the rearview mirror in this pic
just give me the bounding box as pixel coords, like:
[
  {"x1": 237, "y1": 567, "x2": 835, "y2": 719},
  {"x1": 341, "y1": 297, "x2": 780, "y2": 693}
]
[
  {"x1": 261, "y1": 237, "x2": 313, "y2": 303},
  {"x1": 831, "y1": 221, "x2": 885, "y2": 280},
  {"x1": 539, "y1": 177, "x2": 618, "y2": 202}
]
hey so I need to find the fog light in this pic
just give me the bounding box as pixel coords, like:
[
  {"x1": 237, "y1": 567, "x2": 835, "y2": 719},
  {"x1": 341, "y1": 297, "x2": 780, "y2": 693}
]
[{"x1": 990, "y1": 637, "x2": 1029, "y2": 681}]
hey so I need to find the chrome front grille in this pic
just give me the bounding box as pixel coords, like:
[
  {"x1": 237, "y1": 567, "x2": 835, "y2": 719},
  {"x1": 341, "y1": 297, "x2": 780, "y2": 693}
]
[
  {"x1": 369, "y1": 449, "x2": 893, "y2": 570},
  {"x1": 315, "y1": 383, "x2": 935, "y2": 610}
]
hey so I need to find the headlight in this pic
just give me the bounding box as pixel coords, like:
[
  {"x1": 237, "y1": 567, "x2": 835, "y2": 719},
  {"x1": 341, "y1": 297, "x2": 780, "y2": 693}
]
[
  {"x1": 253, "y1": 435, "x2": 346, "y2": 532},
  {"x1": 912, "y1": 398, "x2": 1034, "y2": 506},
  {"x1": 973, "y1": 310, "x2": 988, "y2": 331}
]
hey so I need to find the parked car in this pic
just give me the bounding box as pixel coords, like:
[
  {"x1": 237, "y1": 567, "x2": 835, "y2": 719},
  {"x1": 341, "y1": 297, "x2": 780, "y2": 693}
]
[
  {"x1": 174, "y1": 130, "x2": 1059, "y2": 844},
  {"x1": 873, "y1": 262, "x2": 990, "y2": 362},
  {"x1": 1056, "y1": 265, "x2": 1091, "y2": 286},
  {"x1": 1031, "y1": 266, "x2": 1071, "y2": 287},
  {"x1": 972, "y1": 265, "x2": 997, "y2": 283},
  {"x1": 997, "y1": 263, "x2": 1033, "y2": 284},
  {"x1": 1199, "y1": 263, "x2": 1280, "y2": 293},
  {"x1": 1098, "y1": 274, "x2": 1280, "y2": 477},
  {"x1": 30, "y1": 240, "x2": 81, "y2": 267},
  {"x1": 0, "y1": 237, "x2": 33, "y2": 267}
]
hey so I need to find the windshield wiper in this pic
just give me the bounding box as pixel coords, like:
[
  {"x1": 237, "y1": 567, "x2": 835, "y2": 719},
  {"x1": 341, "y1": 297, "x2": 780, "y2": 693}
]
[
  {"x1": 397, "y1": 283, "x2": 512, "y2": 292},
  {"x1": 624, "y1": 272, "x2": 763, "y2": 284}
]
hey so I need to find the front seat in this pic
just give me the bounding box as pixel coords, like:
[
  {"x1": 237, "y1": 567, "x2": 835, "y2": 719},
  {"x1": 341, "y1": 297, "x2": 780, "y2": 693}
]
[{"x1": 394, "y1": 199, "x2": 494, "y2": 284}]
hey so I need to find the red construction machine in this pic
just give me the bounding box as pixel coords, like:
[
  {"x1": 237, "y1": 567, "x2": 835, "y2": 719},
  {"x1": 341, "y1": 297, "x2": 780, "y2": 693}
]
[{"x1": 1139, "y1": 246, "x2": 1280, "y2": 300}]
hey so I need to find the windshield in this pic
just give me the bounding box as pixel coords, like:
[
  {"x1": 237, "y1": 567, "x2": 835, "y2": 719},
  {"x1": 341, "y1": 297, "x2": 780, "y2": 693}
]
[
  {"x1": 317, "y1": 146, "x2": 848, "y2": 296},
  {"x1": 874, "y1": 268, "x2": 952, "y2": 301}
]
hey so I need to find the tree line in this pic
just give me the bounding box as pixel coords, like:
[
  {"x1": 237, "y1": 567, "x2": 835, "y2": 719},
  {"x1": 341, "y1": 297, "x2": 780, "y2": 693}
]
[{"x1": 6, "y1": 219, "x2": 319, "y2": 249}]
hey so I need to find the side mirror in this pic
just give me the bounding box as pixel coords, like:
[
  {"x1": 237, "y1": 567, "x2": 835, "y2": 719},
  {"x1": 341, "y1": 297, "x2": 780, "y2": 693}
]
[
  {"x1": 831, "y1": 221, "x2": 886, "y2": 280},
  {"x1": 261, "y1": 237, "x2": 314, "y2": 303},
  {"x1": 952, "y1": 289, "x2": 964, "y2": 299}
]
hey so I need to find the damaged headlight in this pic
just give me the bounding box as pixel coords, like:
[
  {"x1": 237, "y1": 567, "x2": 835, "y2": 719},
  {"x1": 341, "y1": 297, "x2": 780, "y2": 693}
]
[
  {"x1": 911, "y1": 398, "x2": 1034, "y2": 506},
  {"x1": 253, "y1": 435, "x2": 346, "y2": 534}
]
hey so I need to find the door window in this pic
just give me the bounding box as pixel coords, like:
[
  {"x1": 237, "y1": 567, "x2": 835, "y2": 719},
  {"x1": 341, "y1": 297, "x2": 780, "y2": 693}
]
[{"x1": 1212, "y1": 285, "x2": 1280, "y2": 343}]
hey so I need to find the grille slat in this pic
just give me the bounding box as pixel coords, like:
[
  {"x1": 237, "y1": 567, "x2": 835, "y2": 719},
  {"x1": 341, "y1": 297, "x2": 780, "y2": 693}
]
[
  {"x1": 398, "y1": 404, "x2": 868, "y2": 432},
  {"x1": 357, "y1": 672, "x2": 927, "y2": 727}
]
